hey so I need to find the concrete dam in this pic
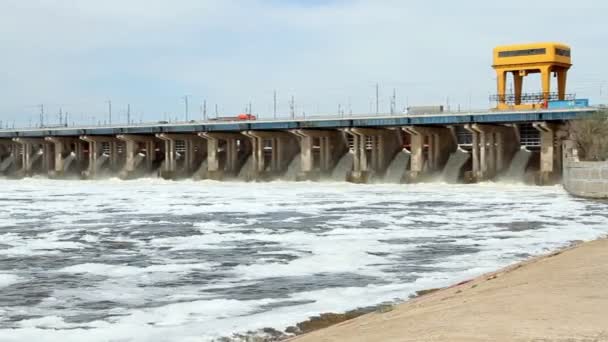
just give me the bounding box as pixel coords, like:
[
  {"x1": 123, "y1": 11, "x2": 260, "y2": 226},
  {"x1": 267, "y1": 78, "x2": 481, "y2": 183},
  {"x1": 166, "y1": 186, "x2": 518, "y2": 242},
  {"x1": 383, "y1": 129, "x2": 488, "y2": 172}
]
[{"x1": 0, "y1": 108, "x2": 596, "y2": 185}]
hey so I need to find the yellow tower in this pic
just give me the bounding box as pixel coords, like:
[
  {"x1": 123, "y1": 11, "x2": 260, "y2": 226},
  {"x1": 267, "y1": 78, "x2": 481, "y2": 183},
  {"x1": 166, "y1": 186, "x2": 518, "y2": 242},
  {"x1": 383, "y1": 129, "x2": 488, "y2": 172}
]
[{"x1": 492, "y1": 42, "x2": 572, "y2": 110}]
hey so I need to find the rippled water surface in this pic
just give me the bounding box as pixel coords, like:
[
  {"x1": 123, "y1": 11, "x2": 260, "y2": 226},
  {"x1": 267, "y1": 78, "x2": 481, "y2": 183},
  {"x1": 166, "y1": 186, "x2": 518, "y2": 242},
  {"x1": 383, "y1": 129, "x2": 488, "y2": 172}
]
[{"x1": 1, "y1": 179, "x2": 607, "y2": 341}]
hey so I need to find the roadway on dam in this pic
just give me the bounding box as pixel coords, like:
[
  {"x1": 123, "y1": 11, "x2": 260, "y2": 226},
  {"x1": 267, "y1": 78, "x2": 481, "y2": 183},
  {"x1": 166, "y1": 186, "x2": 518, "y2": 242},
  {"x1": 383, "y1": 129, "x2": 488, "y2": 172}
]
[{"x1": 0, "y1": 107, "x2": 596, "y2": 138}]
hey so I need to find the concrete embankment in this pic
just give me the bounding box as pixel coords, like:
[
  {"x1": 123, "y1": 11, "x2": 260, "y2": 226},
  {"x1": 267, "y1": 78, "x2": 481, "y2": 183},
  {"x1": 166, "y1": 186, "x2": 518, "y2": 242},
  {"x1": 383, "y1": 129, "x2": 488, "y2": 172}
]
[
  {"x1": 290, "y1": 238, "x2": 608, "y2": 342},
  {"x1": 563, "y1": 158, "x2": 608, "y2": 198}
]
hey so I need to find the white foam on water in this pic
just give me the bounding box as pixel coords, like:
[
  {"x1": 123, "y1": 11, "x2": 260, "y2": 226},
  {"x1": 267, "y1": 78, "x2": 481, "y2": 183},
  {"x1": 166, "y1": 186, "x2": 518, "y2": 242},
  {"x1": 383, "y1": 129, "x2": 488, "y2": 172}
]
[
  {"x1": 0, "y1": 274, "x2": 22, "y2": 288},
  {"x1": 1, "y1": 179, "x2": 608, "y2": 341},
  {"x1": 58, "y1": 262, "x2": 216, "y2": 278}
]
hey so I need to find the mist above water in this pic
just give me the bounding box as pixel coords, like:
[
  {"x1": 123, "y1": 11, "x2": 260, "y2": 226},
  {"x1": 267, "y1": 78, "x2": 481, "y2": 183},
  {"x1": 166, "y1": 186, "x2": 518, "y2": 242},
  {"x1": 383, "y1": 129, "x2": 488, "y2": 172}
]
[{"x1": 0, "y1": 179, "x2": 607, "y2": 342}]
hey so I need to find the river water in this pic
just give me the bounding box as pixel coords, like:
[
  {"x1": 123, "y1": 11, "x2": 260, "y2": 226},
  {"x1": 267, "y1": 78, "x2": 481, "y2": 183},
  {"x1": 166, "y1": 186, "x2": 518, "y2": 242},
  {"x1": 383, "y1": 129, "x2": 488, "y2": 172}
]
[{"x1": 1, "y1": 179, "x2": 607, "y2": 342}]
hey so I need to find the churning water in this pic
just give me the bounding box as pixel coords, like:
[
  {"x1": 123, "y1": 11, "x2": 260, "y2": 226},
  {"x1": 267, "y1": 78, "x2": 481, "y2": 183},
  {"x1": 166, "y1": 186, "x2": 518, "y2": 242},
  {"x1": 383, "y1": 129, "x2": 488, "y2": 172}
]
[{"x1": 1, "y1": 178, "x2": 608, "y2": 342}]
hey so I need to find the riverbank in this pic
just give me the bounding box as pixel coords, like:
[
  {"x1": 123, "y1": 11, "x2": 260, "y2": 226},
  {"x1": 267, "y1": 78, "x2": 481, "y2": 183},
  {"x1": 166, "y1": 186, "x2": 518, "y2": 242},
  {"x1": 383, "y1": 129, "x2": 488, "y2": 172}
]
[{"x1": 289, "y1": 238, "x2": 608, "y2": 342}]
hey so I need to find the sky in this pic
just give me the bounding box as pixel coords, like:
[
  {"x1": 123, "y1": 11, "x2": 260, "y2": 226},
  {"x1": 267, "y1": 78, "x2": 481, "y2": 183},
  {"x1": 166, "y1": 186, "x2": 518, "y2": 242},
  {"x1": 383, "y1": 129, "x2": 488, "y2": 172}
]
[{"x1": 1, "y1": 0, "x2": 607, "y2": 127}]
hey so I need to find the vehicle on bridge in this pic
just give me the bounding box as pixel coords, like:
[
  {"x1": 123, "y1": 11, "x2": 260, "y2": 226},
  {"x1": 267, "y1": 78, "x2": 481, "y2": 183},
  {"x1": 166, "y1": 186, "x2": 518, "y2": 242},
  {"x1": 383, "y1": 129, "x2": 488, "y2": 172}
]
[{"x1": 210, "y1": 114, "x2": 257, "y2": 122}]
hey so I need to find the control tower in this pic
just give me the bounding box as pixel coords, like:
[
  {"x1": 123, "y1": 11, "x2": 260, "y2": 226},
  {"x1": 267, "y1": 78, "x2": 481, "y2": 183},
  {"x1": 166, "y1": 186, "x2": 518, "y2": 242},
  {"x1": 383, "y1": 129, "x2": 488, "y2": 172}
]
[{"x1": 492, "y1": 42, "x2": 572, "y2": 110}]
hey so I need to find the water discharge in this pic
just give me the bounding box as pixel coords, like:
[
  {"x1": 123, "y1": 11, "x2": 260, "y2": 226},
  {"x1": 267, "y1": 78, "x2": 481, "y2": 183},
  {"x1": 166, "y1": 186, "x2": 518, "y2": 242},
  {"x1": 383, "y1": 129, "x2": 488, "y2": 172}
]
[
  {"x1": 0, "y1": 179, "x2": 607, "y2": 342},
  {"x1": 237, "y1": 155, "x2": 254, "y2": 180},
  {"x1": 282, "y1": 153, "x2": 301, "y2": 181},
  {"x1": 503, "y1": 147, "x2": 534, "y2": 182},
  {"x1": 95, "y1": 153, "x2": 109, "y2": 170},
  {"x1": 62, "y1": 152, "x2": 76, "y2": 172},
  {"x1": 329, "y1": 152, "x2": 353, "y2": 181},
  {"x1": 0, "y1": 155, "x2": 15, "y2": 172},
  {"x1": 383, "y1": 150, "x2": 410, "y2": 183},
  {"x1": 441, "y1": 148, "x2": 471, "y2": 183},
  {"x1": 193, "y1": 159, "x2": 209, "y2": 180}
]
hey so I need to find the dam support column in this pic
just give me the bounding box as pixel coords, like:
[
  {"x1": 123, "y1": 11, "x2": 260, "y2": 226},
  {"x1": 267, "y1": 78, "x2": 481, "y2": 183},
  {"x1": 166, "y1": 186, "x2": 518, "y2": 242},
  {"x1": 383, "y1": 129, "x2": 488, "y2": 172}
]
[
  {"x1": 44, "y1": 137, "x2": 85, "y2": 178},
  {"x1": 290, "y1": 129, "x2": 347, "y2": 180},
  {"x1": 464, "y1": 124, "x2": 518, "y2": 182},
  {"x1": 116, "y1": 135, "x2": 160, "y2": 179},
  {"x1": 532, "y1": 122, "x2": 563, "y2": 185},
  {"x1": 80, "y1": 136, "x2": 119, "y2": 178},
  {"x1": 402, "y1": 126, "x2": 455, "y2": 183},
  {"x1": 343, "y1": 128, "x2": 401, "y2": 183},
  {"x1": 12, "y1": 138, "x2": 50, "y2": 177},
  {"x1": 156, "y1": 134, "x2": 205, "y2": 179},
  {"x1": 241, "y1": 131, "x2": 299, "y2": 181},
  {"x1": 198, "y1": 132, "x2": 250, "y2": 180}
]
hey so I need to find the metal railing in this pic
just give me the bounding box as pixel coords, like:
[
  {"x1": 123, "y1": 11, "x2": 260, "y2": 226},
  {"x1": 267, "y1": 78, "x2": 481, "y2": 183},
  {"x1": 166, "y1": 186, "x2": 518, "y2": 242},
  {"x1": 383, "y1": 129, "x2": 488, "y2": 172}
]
[{"x1": 489, "y1": 92, "x2": 575, "y2": 104}]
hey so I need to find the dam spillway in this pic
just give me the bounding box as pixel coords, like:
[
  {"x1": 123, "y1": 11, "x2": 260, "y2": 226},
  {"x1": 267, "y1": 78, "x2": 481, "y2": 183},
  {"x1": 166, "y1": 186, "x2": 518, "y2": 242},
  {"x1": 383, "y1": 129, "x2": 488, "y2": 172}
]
[{"x1": 0, "y1": 108, "x2": 597, "y2": 184}]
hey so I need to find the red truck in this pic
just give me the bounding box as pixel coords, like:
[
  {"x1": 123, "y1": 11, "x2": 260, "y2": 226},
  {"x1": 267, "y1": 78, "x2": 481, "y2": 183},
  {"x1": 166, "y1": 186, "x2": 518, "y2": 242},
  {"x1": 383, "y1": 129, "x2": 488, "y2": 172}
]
[{"x1": 210, "y1": 114, "x2": 257, "y2": 121}]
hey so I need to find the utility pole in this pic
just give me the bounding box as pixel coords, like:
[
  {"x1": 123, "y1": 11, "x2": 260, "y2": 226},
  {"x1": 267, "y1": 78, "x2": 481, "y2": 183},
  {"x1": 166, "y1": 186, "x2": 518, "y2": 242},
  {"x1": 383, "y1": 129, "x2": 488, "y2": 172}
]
[
  {"x1": 203, "y1": 100, "x2": 207, "y2": 121},
  {"x1": 248, "y1": 101, "x2": 252, "y2": 114},
  {"x1": 183, "y1": 95, "x2": 190, "y2": 121},
  {"x1": 273, "y1": 90, "x2": 277, "y2": 119},
  {"x1": 289, "y1": 96, "x2": 295, "y2": 119},
  {"x1": 390, "y1": 88, "x2": 396, "y2": 115},
  {"x1": 107, "y1": 100, "x2": 112, "y2": 125},
  {"x1": 127, "y1": 104, "x2": 131, "y2": 125},
  {"x1": 215, "y1": 104, "x2": 219, "y2": 118},
  {"x1": 39, "y1": 104, "x2": 44, "y2": 127},
  {"x1": 59, "y1": 107, "x2": 63, "y2": 125},
  {"x1": 65, "y1": 112, "x2": 69, "y2": 127},
  {"x1": 348, "y1": 97, "x2": 352, "y2": 115}
]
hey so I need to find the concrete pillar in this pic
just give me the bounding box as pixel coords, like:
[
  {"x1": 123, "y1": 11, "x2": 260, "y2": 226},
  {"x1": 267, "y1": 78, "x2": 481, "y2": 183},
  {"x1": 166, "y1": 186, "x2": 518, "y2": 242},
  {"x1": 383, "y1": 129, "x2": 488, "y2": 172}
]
[
  {"x1": 342, "y1": 128, "x2": 401, "y2": 183},
  {"x1": 345, "y1": 129, "x2": 367, "y2": 183},
  {"x1": 44, "y1": 137, "x2": 84, "y2": 178},
  {"x1": 533, "y1": 122, "x2": 562, "y2": 185},
  {"x1": 198, "y1": 132, "x2": 248, "y2": 180},
  {"x1": 156, "y1": 133, "x2": 205, "y2": 179},
  {"x1": 12, "y1": 138, "x2": 49, "y2": 177},
  {"x1": 241, "y1": 130, "x2": 299, "y2": 180},
  {"x1": 464, "y1": 124, "x2": 518, "y2": 182},
  {"x1": 110, "y1": 141, "x2": 121, "y2": 170},
  {"x1": 402, "y1": 126, "x2": 455, "y2": 182},
  {"x1": 290, "y1": 129, "x2": 347, "y2": 180},
  {"x1": 80, "y1": 136, "x2": 118, "y2": 178},
  {"x1": 116, "y1": 134, "x2": 159, "y2": 179}
]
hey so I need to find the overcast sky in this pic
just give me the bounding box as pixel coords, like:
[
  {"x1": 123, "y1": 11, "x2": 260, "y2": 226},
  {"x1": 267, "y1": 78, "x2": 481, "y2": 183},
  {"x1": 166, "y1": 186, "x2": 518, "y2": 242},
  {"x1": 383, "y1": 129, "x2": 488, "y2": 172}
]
[{"x1": 1, "y1": 0, "x2": 607, "y2": 127}]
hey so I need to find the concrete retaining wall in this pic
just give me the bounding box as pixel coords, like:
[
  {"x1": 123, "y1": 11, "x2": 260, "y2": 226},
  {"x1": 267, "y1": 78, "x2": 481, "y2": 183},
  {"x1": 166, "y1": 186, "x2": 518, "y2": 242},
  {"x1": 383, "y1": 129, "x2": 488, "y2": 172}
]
[{"x1": 563, "y1": 158, "x2": 608, "y2": 199}]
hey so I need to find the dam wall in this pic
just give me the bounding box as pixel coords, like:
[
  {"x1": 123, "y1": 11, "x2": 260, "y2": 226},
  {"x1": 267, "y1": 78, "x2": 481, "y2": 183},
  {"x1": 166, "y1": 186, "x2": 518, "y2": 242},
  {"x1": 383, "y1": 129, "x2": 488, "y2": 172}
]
[{"x1": 0, "y1": 108, "x2": 597, "y2": 184}]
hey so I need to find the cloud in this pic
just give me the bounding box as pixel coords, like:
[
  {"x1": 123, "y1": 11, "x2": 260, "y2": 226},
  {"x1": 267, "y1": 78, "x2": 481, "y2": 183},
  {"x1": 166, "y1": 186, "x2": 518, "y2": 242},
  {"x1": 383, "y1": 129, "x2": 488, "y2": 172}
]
[{"x1": 0, "y1": 0, "x2": 607, "y2": 126}]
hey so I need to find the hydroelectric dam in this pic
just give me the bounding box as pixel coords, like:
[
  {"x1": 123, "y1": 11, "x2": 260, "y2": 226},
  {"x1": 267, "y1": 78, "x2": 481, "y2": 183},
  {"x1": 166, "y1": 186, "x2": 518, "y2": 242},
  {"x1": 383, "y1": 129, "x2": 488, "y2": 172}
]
[
  {"x1": 0, "y1": 43, "x2": 597, "y2": 185},
  {"x1": 0, "y1": 107, "x2": 597, "y2": 185}
]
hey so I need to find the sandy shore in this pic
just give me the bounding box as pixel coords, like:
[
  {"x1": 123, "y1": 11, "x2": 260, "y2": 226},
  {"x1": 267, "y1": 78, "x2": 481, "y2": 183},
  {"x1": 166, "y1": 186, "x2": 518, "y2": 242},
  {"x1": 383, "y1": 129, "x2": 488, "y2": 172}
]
[{"x1": 291, "y1": 238, "x2": 608, "y2": 342}]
